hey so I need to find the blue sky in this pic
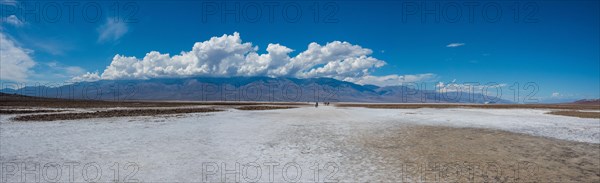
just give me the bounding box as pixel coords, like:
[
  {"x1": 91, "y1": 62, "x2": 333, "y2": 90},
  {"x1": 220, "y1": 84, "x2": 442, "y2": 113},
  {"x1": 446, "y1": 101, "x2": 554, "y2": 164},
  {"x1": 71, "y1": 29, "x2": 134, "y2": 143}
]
[{"x1": 1, "y1": 0, "x2": 598, "y2": 102}]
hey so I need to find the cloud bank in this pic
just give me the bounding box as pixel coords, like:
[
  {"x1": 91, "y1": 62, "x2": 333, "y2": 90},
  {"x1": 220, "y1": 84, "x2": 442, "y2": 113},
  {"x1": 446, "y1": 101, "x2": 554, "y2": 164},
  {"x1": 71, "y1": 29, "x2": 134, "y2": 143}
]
[{"x1": 80, "y1": 32, "x2": 434, "y2": 86}]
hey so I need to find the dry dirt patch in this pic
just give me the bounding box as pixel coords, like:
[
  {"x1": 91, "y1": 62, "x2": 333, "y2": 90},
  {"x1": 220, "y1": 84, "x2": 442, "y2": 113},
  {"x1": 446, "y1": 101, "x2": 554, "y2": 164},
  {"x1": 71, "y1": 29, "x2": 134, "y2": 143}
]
[
  {"x1": 12, "y1": 108, "x2": 222, "y2": 121},
  {"x1": 336, "y1": 103, "x2": 600, "y2": 110},
  {"x1": 547, "y1": 110, "x2": 600, "y2": 119},
  {"x1": 1, "y1": 92, "x2": 309, "y2": 108},
  {"x1": 357, "y1": 125, "x2": 600, "y2": 182},
  {"x1": 235, "y1": 105, "x2": 298, "y2": 110},
  {"x1": 0, "y1": 109, "x2": 67, "y2": 114}
]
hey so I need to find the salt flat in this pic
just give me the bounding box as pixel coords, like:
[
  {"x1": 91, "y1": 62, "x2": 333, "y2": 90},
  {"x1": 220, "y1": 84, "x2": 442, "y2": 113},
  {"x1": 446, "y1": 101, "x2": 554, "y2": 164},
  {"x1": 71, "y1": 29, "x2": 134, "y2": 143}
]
[{"x1": 1, "y1": 106, "x2": 598, "y2": 182}]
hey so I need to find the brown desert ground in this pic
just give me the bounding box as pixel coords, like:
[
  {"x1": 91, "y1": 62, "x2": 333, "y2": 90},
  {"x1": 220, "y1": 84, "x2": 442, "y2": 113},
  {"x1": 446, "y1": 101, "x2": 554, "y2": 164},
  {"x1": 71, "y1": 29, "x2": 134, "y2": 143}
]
[
  {"x1": 547, "y1": 110, "x2": 600, "y2": 119},
  {"x1": 355, "y1": 125, "x2": 600, "y2": 182},
  {"x1": 335, "y1": 103, "x2": 600, "y2": 110},
  {"x1": 336, "y1": 103, "x2": 600, "y2": 119},
  {"x1": 0, "y1": 109, "x2": 67, "y2": 114},
  {"x1": 235, "y1": 105, "x2": 298, "y2": 111},
  {"x1": 0, "y1": 92, "x2": 308, "y2": 109},
  {"x1": 11, "y1": 108, "x2": 222, "y2": 121}
]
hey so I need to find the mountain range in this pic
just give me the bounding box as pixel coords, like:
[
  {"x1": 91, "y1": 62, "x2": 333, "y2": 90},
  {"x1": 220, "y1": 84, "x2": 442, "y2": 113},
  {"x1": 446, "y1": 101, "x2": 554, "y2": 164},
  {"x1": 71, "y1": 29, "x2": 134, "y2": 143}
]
[{"x1": 0, "y1": 77, "x2": 511, "y2": 103}]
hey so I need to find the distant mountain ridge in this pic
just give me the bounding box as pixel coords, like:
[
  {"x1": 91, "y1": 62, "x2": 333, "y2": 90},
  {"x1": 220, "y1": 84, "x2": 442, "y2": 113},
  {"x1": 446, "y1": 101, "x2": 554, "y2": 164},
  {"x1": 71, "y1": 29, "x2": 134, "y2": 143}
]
[
  {"x1": 0, "y1": 77, "x2": 511, "y2": 103},
  {"x1": 572, "y1": 99, "x2": 600, "y2": 105}
]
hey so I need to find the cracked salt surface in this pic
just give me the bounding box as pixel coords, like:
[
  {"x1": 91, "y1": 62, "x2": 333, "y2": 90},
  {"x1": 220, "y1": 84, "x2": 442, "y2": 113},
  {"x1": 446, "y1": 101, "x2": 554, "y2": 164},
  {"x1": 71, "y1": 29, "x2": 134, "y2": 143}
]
[{"x1": 1, "y1": 106, "x2": 598, "y2": 182}]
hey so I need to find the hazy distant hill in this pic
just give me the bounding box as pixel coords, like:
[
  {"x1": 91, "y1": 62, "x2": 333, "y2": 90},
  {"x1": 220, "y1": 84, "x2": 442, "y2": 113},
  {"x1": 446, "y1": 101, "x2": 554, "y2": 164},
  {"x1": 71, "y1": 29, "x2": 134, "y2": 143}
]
[
  {"x1": 1, "y1": 77, "x2": 511, "y2": 103},
  {"x1": 571, "y1": 99, "x2": 600, "y2": 105}
]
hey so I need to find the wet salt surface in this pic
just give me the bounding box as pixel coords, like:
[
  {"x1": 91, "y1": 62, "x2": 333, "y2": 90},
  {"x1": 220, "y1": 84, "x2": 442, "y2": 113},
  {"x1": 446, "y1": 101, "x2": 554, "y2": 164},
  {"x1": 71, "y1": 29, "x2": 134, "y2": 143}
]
[{"x1": 1, "y1": 106, "x2": 598, "y2": 182}]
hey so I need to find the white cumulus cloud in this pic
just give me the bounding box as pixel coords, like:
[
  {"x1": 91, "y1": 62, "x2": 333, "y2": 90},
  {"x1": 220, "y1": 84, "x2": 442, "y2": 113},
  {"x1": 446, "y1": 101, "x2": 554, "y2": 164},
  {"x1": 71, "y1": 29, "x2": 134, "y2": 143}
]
[
  {"x1": 79, "y1": 32, "x2": 433, "y2": 86},
  {"x1": 69, "y1": 71, "x2": 101, "y2": 82},
  {"x1": 349, "y1": 73, "x2": 437, "y2": 87},
  {"x1": 436, "y1": 82, "x2": 507, "y2": 93},
  {"x1": 2, "y1": 15, "x2": 24, "y2": 27},
  {"x1": 446, "y1": 43, "x2": 465, "y2": 48},
  {"x1": 0, "y1": 32, "x2": 36, "y2": 82},
  {"x1": 0, "y1": 0, "x2": 17, "y2": 6},
  {"x1": 97, "y1": 18, "x2": 129, "y2": 42}
]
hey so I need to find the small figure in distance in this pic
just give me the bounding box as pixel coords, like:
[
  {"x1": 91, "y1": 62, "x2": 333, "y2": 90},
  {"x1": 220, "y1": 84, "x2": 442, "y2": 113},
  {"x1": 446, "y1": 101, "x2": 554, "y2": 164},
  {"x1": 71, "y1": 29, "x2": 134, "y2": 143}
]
[{"x1": 315, "y1": 102, "x2": 319, "y2": 108}]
